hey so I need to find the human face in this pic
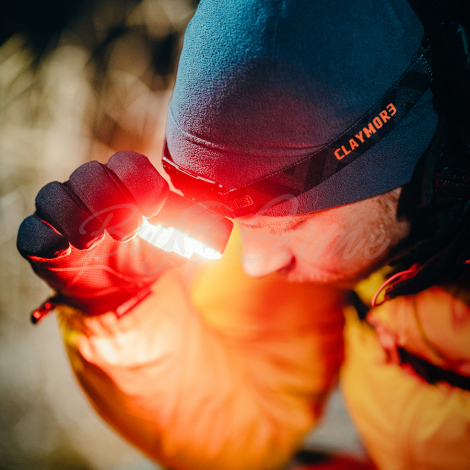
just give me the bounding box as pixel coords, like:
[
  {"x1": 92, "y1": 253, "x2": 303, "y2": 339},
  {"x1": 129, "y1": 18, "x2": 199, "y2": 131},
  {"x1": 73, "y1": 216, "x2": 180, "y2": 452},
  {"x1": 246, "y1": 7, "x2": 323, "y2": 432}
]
[{"x1": 237, "y1": 188, "x2": 411, "y2": 287}]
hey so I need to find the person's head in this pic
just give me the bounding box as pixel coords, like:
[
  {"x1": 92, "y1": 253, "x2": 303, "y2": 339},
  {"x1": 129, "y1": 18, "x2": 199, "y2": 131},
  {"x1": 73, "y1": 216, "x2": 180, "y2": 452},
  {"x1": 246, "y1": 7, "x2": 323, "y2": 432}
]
[{"x1": 164, "y1": 0, "x2": 438, "y2": 285}]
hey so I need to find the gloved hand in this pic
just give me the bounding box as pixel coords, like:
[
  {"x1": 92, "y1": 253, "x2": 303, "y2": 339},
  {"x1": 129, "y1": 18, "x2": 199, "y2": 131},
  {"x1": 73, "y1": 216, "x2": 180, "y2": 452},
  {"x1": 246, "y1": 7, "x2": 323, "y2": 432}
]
[{"x1": 17, "y1": 151, "x2": 182, "y2": 320}]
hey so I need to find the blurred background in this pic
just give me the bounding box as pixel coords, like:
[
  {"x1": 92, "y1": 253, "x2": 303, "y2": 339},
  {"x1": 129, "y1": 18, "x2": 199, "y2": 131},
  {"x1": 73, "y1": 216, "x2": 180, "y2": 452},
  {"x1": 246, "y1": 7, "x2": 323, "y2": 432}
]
[{"x1": 0, "y1": 1, "x2": 363, "y2": 469}]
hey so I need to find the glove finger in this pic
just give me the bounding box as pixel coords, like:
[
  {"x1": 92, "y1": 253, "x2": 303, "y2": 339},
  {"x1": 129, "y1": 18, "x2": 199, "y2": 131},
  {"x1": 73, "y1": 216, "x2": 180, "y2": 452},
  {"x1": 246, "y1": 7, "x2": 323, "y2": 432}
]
[
  {"x1": 35, "y1": 181, "x2": 103, "y2": 249},
  {"x1": 106, "y1": 151, "x2": 169, "y2": 217},
  {"x1": 67, "y1": 160, "x2": 142, "y2": 241},
  {"x1": 17, "y1": 214, "x2": 69, "y2": 259}
]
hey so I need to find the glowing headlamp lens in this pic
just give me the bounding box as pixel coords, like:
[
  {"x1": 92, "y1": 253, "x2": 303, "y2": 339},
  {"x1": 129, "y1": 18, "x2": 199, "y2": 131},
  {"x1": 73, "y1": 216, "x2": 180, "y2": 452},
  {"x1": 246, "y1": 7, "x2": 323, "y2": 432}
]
[{"x1": 138, "y1": 218, "x2": 223, "y2": 260}]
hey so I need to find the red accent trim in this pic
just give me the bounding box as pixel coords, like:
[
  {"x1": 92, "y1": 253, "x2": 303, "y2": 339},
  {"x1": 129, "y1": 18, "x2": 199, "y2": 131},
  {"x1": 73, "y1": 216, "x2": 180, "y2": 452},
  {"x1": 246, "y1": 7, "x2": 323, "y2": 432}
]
[
  {"x1": 371, "y1": 268, "x2": 416, "y2": 307},
  {"x1": 31, "y1": 297, "x2": 58, "y2": 324}
]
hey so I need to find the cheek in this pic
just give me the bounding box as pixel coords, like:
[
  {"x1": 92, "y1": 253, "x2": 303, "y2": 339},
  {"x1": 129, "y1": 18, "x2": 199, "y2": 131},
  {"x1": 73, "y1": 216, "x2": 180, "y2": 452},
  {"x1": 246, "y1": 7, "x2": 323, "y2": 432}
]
[
  {"x1": 289, "y1": 221, "x2": 393, "y2": 269},
  {"x1": 289, "y1": 223, "x2": 336, "y2": 260}
]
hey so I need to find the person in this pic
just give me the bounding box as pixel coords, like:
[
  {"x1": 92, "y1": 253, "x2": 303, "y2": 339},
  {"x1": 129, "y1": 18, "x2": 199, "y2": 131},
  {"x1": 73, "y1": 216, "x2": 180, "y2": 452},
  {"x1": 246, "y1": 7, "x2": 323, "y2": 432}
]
[{"x1": 17, "y1": 0, "x2": 470, "y2": 469}]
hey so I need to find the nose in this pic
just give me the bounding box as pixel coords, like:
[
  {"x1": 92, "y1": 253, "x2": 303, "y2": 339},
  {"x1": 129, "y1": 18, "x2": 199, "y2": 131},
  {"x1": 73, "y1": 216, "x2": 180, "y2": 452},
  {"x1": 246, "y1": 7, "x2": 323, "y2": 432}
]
[{"x1": 240, "y1": 229, "x2": 294, "y2": 278}]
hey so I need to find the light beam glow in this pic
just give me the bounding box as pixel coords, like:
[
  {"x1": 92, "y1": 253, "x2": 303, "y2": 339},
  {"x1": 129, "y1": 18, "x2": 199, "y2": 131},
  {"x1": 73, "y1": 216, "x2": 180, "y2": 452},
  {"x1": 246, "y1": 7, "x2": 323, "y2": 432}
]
[{"x1": 137, "y1": 218, "x2": 222, "y2": 260}]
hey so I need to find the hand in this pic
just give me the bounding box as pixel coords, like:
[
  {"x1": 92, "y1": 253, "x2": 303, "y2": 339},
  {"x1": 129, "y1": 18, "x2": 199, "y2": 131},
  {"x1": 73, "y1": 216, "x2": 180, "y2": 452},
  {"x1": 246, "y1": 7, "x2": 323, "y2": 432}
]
[{"x1": 17, "y1": 151, "x2": 183, "y2": 318}]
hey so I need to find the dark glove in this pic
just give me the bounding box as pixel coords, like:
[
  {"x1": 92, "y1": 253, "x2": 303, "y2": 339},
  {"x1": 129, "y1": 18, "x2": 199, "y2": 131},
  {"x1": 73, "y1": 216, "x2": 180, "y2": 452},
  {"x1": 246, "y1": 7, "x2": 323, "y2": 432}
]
[{"x1": 17, "y1": 151, "x2": 182, "y2": 320}]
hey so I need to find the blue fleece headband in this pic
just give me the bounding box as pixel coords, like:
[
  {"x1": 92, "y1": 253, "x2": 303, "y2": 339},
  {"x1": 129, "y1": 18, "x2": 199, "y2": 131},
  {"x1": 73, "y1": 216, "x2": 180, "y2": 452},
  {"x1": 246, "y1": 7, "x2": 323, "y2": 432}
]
[{"x1": 165, "y1": 0, "x2": 438, "y2": 216}]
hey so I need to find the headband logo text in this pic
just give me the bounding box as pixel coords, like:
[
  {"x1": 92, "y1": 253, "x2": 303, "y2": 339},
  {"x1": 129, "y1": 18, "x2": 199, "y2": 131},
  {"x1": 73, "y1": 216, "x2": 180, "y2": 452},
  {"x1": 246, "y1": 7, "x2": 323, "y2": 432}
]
[{"x1": 334, "y1": 103, "x2": 397, "y2": 160}]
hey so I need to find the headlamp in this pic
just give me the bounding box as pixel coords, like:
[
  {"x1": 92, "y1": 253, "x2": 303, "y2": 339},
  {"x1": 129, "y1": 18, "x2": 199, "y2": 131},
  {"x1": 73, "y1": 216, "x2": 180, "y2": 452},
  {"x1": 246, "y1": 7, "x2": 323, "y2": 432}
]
[{"x1": 145, "y1": 45, "x2": 432, "y2": 258}]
